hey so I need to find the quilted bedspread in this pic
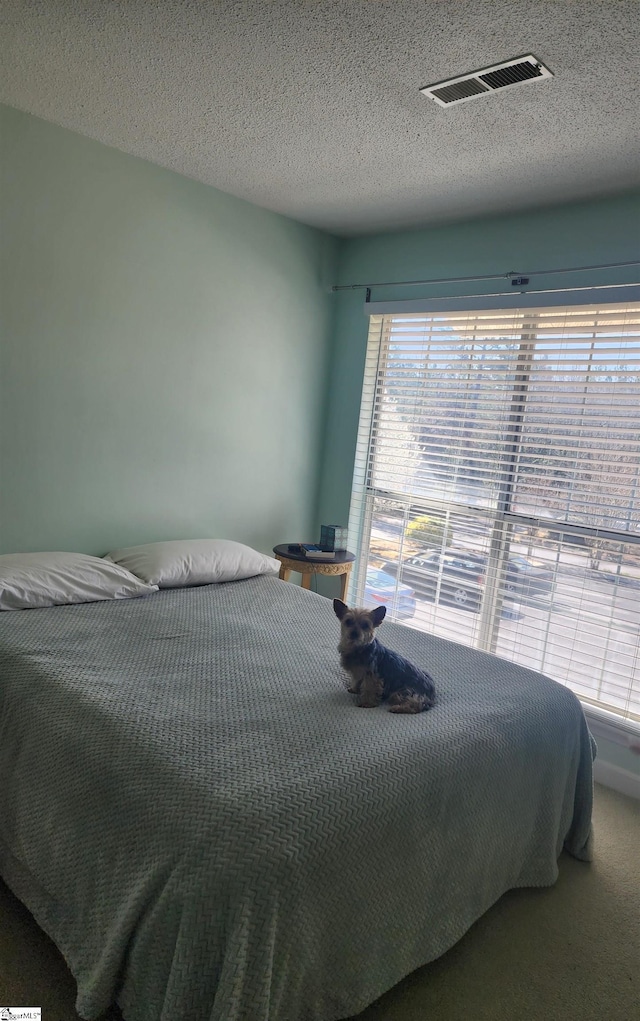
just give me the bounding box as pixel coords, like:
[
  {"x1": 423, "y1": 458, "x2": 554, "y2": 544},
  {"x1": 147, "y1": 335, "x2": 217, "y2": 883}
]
[{"x1": 0, "y1": 576, "x2": 594, "y2": 1021}]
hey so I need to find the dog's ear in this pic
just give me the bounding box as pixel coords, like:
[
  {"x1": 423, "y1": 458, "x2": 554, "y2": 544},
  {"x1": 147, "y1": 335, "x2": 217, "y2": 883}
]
[
  {"x1": 371, "y1": 605, "x2": 386, "y2": 627},
  {"x1": 333, "y1": 598, "x2": 349, "y2": 620}
]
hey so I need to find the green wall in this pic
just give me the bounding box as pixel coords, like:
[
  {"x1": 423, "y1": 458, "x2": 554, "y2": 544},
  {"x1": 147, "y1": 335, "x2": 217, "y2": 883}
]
[{"x1": 0, "y1": 104, "x2": 337, "y2": 556}]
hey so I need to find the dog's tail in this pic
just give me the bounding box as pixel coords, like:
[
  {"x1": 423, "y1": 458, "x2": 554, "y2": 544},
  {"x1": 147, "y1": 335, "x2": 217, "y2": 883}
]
[{"x1": 387, "y1": 685, "x2": 435, "y2": 714}]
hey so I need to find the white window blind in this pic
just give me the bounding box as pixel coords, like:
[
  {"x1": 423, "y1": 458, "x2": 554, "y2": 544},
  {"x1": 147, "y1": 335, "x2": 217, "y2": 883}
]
[{"x1": 348, "y1": 302, "x2": 640, "y2": 721}]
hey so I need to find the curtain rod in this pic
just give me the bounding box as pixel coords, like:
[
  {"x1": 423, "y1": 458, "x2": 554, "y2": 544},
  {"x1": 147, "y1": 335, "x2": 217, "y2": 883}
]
[
  {"x1": 331, "y1": 259, "x2": 640, "y2": 295},
  {"x1": 365, "y1": 281, "x2": 640, "y2": 305}
]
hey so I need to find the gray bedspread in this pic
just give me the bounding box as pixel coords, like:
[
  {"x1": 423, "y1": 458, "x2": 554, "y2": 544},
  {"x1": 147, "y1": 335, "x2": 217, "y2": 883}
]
[{"x1": 0, "y1": 576, "x2": 594, "y2": 1021}]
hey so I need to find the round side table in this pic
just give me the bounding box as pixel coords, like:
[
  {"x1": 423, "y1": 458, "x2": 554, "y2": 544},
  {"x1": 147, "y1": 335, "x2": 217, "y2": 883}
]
[{"x1": 273, "y1": 545, "x2": 355, "y2": 601}]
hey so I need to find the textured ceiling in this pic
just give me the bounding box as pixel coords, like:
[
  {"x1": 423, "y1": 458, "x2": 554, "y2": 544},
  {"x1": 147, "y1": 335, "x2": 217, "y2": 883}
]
[{"x1": 2, "y1": 0, "x2": 639, "y2": 236}]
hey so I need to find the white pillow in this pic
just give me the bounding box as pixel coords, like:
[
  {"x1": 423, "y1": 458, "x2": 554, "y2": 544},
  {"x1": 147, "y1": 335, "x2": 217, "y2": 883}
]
[
  {"x1": 0, "y1": 552, "x2": 159, "y2": 611},
  {"x1": 104, "y1": 539, "x2": 281, "y2": 588}
]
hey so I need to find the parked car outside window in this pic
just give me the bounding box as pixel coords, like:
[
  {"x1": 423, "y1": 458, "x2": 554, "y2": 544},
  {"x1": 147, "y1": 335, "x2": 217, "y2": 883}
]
[
  {"x1": 382, "y1": 549, "x2": 554, "y2": 613},
  {"x1": 364, "y1": 567, "x2": 416, "y2": 620}
]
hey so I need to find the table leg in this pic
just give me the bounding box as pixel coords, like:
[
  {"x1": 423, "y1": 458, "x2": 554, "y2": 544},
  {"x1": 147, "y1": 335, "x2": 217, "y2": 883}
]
[
  {"x1": 301, "y1": 572, "x2": 312, "y2": 590},
  {"x1": 339, "y1": 567, "x2": 351, "y2": 602},
  {"x1": 279, "y1": 565, "x2": 291, "y2": 581}
]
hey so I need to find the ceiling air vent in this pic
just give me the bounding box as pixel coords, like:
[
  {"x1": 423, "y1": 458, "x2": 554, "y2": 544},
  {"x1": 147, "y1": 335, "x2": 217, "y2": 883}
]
[{"x1": 421, "y1": 54, "x2": 553, "y2": 107}]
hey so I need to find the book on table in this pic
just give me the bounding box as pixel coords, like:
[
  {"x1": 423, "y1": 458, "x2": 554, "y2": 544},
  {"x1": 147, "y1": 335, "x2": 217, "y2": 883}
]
[{"x1": 300, "y1": 544, "x2": 336, "y2": 560}]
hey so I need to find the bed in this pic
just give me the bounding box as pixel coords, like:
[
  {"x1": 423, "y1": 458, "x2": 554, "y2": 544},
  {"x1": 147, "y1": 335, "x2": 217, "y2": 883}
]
[{"x1": 0, "y1": 568, "x2": 595, "y2": 1021}]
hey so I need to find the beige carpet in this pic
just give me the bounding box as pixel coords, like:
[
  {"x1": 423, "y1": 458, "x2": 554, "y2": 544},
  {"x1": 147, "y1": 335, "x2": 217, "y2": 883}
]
[{"x1": 1, "y1": 783, "x2": 638, "y2": 1021}]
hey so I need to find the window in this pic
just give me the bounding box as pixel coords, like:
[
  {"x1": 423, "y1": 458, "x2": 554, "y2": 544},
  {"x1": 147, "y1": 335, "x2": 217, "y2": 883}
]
[{"x1": 347, "y1": 302, "x2": 640, "y2": 721}]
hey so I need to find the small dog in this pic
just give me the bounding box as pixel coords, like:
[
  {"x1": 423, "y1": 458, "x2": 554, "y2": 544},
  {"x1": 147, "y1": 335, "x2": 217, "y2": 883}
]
[{"x1": 333, "y1": 599, "x2": 436, "y2": 713}]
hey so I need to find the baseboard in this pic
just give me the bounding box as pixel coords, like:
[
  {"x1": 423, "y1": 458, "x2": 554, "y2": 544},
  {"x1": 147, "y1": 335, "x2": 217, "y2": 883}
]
[
  {"x1": 582, "y1": 704, "x2": 640, "y2": 747},
  {"x1": 593, "y1": 759, "x2": 640, "y2": 800}
]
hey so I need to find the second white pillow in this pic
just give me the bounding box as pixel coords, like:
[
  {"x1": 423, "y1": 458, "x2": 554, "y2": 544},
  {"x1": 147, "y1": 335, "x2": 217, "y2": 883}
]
[{"x1": 104, "y1": 539, "x2": 280, "y2": 588}]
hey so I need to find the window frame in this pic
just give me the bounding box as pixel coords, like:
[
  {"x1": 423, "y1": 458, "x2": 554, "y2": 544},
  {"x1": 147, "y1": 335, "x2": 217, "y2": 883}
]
[{"x1": 347, "y1": 296, "x2": 640, "y2": 725}]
